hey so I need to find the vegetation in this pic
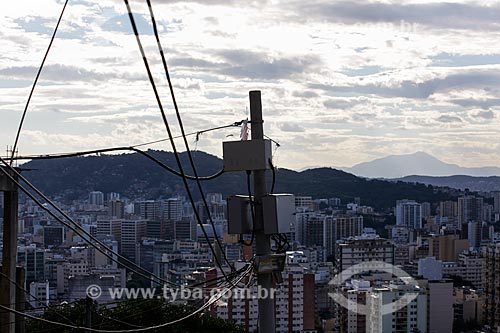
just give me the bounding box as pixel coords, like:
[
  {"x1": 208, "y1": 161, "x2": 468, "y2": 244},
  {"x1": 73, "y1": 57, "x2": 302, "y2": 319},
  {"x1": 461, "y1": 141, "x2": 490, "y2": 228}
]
[
  {"x1": 26, "y1": 298, "x2": 244, "y2": 332},
  {"x1": 23, "y1": 150, "x2": 454, "y2": 210}
]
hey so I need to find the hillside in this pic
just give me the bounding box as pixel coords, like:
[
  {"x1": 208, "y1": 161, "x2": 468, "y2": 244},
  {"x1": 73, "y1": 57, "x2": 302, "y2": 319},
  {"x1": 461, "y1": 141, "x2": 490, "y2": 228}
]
[
  {"x1": 397, "y1": 175, "x2": 500, "y2": 192},
  {"x1": 21, "y1": 150, "x2": 453, "y2": 210},
  {"x1": 343, "y1": 151, "x2": 500, "y2": 178}
]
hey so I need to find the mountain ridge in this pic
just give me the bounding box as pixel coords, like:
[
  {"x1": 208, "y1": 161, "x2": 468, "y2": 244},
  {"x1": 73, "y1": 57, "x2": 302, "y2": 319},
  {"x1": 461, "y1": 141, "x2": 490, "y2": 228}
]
[
  {"x1": 341, "y1": 151, "x2": 500, "y2": 178},
  {"x1": 20, "y1": 150, "x2": 453, "y2": 210},
  {"x1": 396, "y1": 174, "x2": 500, "y2": 192}
]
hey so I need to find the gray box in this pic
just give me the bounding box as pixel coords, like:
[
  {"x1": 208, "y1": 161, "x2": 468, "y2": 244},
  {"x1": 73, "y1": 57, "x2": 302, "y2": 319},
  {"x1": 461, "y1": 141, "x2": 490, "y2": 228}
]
[
  {"x1": 223, "y1": 139, "x2": 272, "y2": 171},
  {"x1": 227, "y1": 195, "x2": 253, "y2": 234},
  {"x1": 263, "y1": 194, "x2": 294, "y2": 234}
]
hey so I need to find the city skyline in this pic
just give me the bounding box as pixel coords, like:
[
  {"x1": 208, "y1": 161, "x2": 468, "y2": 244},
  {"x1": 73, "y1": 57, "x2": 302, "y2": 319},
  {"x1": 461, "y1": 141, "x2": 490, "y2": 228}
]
[{"x1": 1, "y1": 0, "x2": 500, "y2": 171}]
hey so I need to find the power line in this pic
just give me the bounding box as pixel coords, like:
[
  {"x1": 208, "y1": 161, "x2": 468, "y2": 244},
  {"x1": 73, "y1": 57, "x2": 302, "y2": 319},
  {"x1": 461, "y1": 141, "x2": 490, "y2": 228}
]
[
  {"x1": 133, "y1": 121, "x2": 244, "y2": 148},
  {"x1": 10, "y1": 121, "x2": 244, "y2": 162},
  {"x1": 0, "y1": 159, "x2": 220, "y2": 289},
  {"x1": 0, "y1": 271, "x2": 78, "y2": 326},
  {"x1": 0, "y1": 264, "x2": 252, "y2": 332},
  {"x1": 10, "y1": 146, "x2": 225, "y2": 181},
  {"x1": 10, "y1": 0, "x2": 69, "y2": 165},
  {"x1": 122, "y1": 0, "x2": 234, "y2": 286},
  {"x1": 145, "y1": 0, "x2": 234, "y2": 272}
]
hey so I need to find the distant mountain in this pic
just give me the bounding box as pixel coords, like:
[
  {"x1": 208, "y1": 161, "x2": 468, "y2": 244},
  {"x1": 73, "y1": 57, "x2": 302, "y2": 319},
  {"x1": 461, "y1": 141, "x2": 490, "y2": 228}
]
[
  {"x1": 397, "y1": 175, "x2": 500, "y2": 192},
  {"x1": 342, "y1": 151, "x2": 500, "y2": 178},
  {"x1": 20, "y1": 150, "x2": 453, "y2": 210}
]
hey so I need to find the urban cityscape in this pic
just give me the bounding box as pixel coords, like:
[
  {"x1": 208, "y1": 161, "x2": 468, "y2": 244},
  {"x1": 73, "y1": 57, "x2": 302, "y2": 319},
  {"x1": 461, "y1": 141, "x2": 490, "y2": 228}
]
[
  {"x1": 2, "y1": 0, "x2": 500, "y2": 332},
  {"x1": 2, "y1": 167, "x2": 500, "y2": 332}
]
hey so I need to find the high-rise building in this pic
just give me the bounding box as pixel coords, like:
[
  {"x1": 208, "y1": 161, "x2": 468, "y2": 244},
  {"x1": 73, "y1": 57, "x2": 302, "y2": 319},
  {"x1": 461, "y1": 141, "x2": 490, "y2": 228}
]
[
  {"x1": 89, "y1": 191, "x2": 104, "y2": 206},
  {"x1": 368, "y1": 282, "x2": 427, "y2": 333},
  {"x1": 335, "y1": 279, "x2": 371, "y2": 333},
  {"x1": 96, "y1": 218, "x2": 121, "y2": 238},
  {"x1": 17, "y1": 244, "x2": 45, "y2": 285},
  {"x1": 107, "y1": 192, "x2": 120, "y2": 201},
  {"x1": 333, "y1": 215, "x2": 364, "y2": 242},
  {"x1": 337, "y1": 237, "x2": 395, "y2": 272},
  {"x1": 421, "y1": 202, "x2": 431, "y2": 219},
  {"x1": 483, "y1": 243, "x2": 500, "y2": 328},
  {"x1": 428, "y1": 234, "x2": 470, "y2": 262},
  {"x1": 175, "y1": 217, "x2": 197, "y2": 241},
  {"x1": 120, "y1": 220, "x2": 147, "y2": 263},
  {"x1": 108, "y1": 199, "x2": 124, "y2": 219},
  {"x1": 216, "y1": 263, "x2": 315, "y2": 332},
  {"x1": 162, "y1": 198, "x2": 183, "y2": 221},
  {"x1": 303, "y1": 214, "x2": 364, "y2": 258},
  {"x1": 294, "y1": 210, "x2": 315, "y2": 245},
  {"x1": 136, "y1": 200, "x2": 161, "y2": 221},
  {"x1": 493, "y1": 192, "x2": 500, "y2": 214},
  {"x1": 468, "y1": 221, "x2": 482, "y2": 249},
  {"x1": 295, "y1": 196, "x2": 313, "y2": 211},
  {"x1": 440, "y1": 201, "x2": 458, "y2": 218},
  {"x1": 420, "y1": 280, "x2": 454, "y2": 333},
  {"x1": 43, "y1": 225, "x2": 65, "y2": 247},
  {"x1": 395, "y1": 200, "x2": 422, "y2": 229},
  {"x1": 458, "y1": 195, "x2": 483, "y2": 226},
  {"x1": 457, "y1": 251, "x2": 485, "y2": 289},
  {"x1": 483, "y1": 203, "x2": 494, "y2": 223}
]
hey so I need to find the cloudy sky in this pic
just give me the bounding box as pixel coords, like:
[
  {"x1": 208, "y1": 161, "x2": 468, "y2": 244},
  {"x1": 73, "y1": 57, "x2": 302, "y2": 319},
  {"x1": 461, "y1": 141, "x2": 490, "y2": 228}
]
[{"x1": 1, "y1": 0, "x2": 500, "y2": 171}]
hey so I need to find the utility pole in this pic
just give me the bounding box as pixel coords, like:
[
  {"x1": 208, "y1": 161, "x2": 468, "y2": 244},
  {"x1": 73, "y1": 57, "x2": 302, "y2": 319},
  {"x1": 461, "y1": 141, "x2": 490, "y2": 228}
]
[
  {"x1": 0, "y1": 166, "x2": 19, "y2": 333},
  {"x1": 250, "y1": 90, "x2": 275, "y2": 333},
  {"x1": 85, "y1": 296, "x2": 93, "y2": 333},
  {"x1": 15, "y1": 266, "x2": 25, "y2": 333}
]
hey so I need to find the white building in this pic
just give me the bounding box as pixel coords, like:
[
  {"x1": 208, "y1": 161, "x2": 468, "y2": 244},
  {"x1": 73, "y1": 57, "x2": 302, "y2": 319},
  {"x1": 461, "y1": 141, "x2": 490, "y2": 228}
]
[
  {"x1": 396, "y1": 199, "x2": 422, "y2": 229},
  {"x1": 216, "y1": 257, "x2": 315, "y2": 332},
  {"x1": 368, "y1": 282, "x2": 427, "y2": 333},
  {"x1": 29, "y1": 281, "x2": 49, "y2": 309}
]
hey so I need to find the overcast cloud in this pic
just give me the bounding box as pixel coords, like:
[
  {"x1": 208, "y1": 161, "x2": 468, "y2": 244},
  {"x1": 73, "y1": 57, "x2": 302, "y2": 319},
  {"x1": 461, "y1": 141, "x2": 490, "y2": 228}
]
[{"x1": 1, "y1": 0, "x2": 499, "y2": 170}]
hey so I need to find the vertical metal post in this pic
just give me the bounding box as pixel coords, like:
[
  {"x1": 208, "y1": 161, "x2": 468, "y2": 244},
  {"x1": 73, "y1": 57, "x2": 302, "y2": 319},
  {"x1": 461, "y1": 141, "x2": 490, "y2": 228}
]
[
  {"x1": 85, "y1": 296, "x2": 93, "y2": 333},
  {"x1": 0, "y1": 167, "x2": 19, "y2": 333},
  {"x1": 15, "y1": 266, "x2": 25, "y2": 333},
  {"x1": 249, "y1": 90, "x2": 275, "y2": 333}
]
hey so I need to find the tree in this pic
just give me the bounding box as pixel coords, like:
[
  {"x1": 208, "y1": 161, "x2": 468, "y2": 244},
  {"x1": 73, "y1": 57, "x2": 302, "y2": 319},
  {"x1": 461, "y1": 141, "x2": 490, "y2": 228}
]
[{"x1": 27, "y1": 298, "x2": 245, "y2": 333}]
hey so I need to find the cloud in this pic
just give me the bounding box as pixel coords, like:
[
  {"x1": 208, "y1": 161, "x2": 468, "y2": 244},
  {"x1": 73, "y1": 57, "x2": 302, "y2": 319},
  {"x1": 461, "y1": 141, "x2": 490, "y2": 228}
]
[
  {"x1": 437, "y1": 115, "x2": 462, "y2": 123},
  {"x1": 311, "y1": 70, "x2": 500, "y2": 99},
  {"x1": 291, "y1": 1, "x2": 500, "y2": 31},
  {"x1": 323, "y1": 98, "x2": 368, "y2": 109},
  {"x1": 168, "y1": 57, "x2": 221, "y2": 69},
  {"x1": 279, "y1": 122, "x2": 305, "y2": 132},
  {"x1": 451, "y1": 98, "x2": 500, "y2": 109},
  {"x1": 215, "y1": 49, "x2": 322, "y2": 80},
  {"x1": 474, "y1": 110, "x2": 495, "y2": 119},
  {"x1": 292, "y1": 90, "x2": 318, "y2": 98},
  {"x1": 171, "y1": 49, "x2": 322, "y2": 80},
  {"x1": 0, "y1": 64, "x2": 143, "y2": 83}
]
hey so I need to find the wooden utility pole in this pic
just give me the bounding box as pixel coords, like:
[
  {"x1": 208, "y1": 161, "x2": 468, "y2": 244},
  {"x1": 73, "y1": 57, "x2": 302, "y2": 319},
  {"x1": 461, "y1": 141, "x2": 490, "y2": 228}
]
[
  {"x1": 249, "y1": 91, "x2": 275, "y2": 333},
  {"x1": 0, "y1": 166, "x2": 19, "y2": 333}
]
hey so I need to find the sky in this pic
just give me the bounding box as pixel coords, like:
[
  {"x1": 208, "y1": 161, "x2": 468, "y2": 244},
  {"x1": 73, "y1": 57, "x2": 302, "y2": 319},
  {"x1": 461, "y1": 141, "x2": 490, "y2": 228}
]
[{"x1": 1, "y1": 0, "x2": 500, "y2": 171}]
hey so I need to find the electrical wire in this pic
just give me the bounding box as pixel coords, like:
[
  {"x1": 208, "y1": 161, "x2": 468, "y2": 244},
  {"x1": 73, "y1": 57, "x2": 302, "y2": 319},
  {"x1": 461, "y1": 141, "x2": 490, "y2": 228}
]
[
  {"x1": 10, "y1": 121, "x2": 243, "y2": 162},
  {"x1": 123, "y1": 0, "x2": 234, "y2": 285},
  {"x1": 10, "y1": 0, "x2": 69, "y2": 165},
  {"x1": 0, "y1": 271, "x2": 78, "y2": 326},
  {"x1": 10, "y1": 146, "x2": 224, "y2": 181},
  {"x1": 0, "y1": 159, "x2": 198, "y2": 288},
  {"x1": 145, "y1": 0, "x2": 233, "y2": 272},
  {"x1": 0, "y1": 263, "x2": 253, "y2": 332},
  {"x1": 133, "y1": 121, "x2": 243, "y2": 148}
]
